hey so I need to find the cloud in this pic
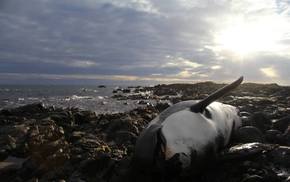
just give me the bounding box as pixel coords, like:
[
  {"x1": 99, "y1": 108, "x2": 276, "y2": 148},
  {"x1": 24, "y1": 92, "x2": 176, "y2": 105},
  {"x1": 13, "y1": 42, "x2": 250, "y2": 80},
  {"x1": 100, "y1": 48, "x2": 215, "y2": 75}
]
[
  {"x1": 162, "y1": 56, "x2": 203, "y2": 69},
  {"x1": 0, "y1": 0, "x2": 290, "y2": 84},
  {"x1": 260, "y1": 67, "x2": 279, "y2": 78},
  {"x1": 211, "y1": 65, "x2": 222, "y2": 70},
  {"x1": 176, "y1": 70, "x2": 192, "y2": 78},
  {"x1": 0, "y1": 72, "x2": 206, "y2": 84},
  {"x1": 69, "y1": 60, "x2": 100, "y2": 68}
]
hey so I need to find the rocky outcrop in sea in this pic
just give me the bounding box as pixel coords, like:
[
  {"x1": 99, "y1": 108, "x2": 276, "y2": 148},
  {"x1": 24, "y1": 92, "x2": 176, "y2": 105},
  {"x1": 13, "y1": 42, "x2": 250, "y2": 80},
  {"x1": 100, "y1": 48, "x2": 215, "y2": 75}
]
[{"x1": 0, "y1": 82, "x2": 290, "y2": 182}]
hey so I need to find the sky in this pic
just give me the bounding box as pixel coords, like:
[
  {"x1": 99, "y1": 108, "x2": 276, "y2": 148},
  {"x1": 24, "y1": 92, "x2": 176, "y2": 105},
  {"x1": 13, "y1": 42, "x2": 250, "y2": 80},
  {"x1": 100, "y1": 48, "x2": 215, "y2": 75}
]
[{"x1": 0, "y1": 0, "x2": 290, "y2": 85}]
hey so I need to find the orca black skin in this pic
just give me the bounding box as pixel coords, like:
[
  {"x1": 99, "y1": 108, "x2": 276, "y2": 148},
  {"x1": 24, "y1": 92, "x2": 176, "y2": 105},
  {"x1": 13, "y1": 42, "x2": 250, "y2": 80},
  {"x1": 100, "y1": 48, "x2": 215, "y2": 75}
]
[{"x1": 133, "y1": 76, "x2": 243, "y2": 174}]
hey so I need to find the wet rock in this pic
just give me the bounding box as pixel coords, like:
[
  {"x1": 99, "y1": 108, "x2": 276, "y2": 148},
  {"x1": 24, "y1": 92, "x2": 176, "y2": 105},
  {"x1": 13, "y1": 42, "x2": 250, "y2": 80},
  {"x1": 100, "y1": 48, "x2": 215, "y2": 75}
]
[
  {"x1": 109, "y1": 157, "x2": 131, "y2": 182},
  {"x1": 70, "y1": 131, "x2": 86, "y2": 142},
  {"x1": 153, "y1": 87, "x2": 178, "y2": 96},
  {"x1": 0, "y1": 124, "x2": 31, "y2": 158},
  {"x1": 12, "y1": 103, "x2": 46, "y2": 116},
  {"x1": 80, "y1": 154, "x2": 115, "y2": 181},
  {"x1": 250, "y1": 112, "x2": 272, "y2": 133},
  {"x1": 221, "y1": 143, "x2": 278, "y2": 160},
  {"x1": 283, "y1": 126, "x2": 290, "y2": 146},
  {"x1": 105, "y1": 116, "x2": 139, "y2": 135},
  {"x1": 114, "y1": 131, "x2": 137, "y2": 145},
  {"x1": 0, "y1": 149, "x2": 8, "y2": 161},
  {"x1": 122, "y1": 89, "x2": 131, "y2": 93},
  {"x1": 241, "y1": 175, "x2": 264, "y2": 182},
  {"x1": 265, "y1": 129, "x2": 283, "y2": 144},
  {"x1": 273, "y1": 116, "x2": 290, "y2": 132},
  {"x1": 235, "y1": 126, "x2": 265, "y2": 143},
  {"x1": 0, "y1": 156, "x2": 27, "y2": 181},
  {"x1": 240, "y1": 112, "x2": 252, "y2": 126},
  {"x1": 137, "y1": 100, "x2": 149, "y2": 105},
  {"x1": 49, "y1": 111, "x2": 74, "y2": 127},
  {"x1": 17, "y1": 157, "x2": 40, "y2": 180},
  {"x1": 5, "y1": 135, "x2": 17, "y2": 151},
  {"x1": 123, "y1": 102, "x2": 129, "y2": 105},
  {"x1": 74, "y1": 111, "x2": 96, "y2": 125},
  {"x1": 0, "y1": 109, "x2": 12, "y2": 116},
  {"x1": 268, "y1": 146, "x2": 290, "y2": 167},
  {"x1": 155, "y1": 102, "x2": 171, "y2": 112},
  {"x1": 241, "y1": 116, "x2": 251, "y2": 126},
  {"x1": 25, "y1": 118, "x2": 70, "y2": 172},
  {"x1": 240, "y1": 111, "x2": 252, "y2": 117}
]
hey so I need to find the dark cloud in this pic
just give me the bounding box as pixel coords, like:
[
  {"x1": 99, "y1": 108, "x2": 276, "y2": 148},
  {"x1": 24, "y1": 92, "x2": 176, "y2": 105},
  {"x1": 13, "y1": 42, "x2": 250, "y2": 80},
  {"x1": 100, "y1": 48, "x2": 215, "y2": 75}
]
[{"x1": 0, "y1": 0, "x2": 290, "y2": 84}]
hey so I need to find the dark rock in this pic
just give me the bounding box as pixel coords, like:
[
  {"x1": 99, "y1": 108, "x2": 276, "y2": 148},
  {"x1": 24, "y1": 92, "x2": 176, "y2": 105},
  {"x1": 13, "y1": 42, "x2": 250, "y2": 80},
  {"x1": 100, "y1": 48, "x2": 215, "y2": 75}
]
[
  {"x1": 221, "y1": 143, "x2": 278, "y2": 160},
  {"x1": 241, "y1": 175, "x2": 264, "y2": 182},
  {"x1": 80, "y1": 154, "x2": 115, "y2": 181},
  {"x1": 5, "y1": 135, "x2": 17, "y2": 151},
  {"x1": 25, "y1": 118, "x2": 70, "y2": 173},
  {"x1": 70, "y1": 131, "x2": 85, "y2": 142},
  {"x1": 273, "y1": 116, "x2": 290, "y2": 132},
  {"x1": 153, "y1": 86, "x2": 178, "y2": 96},
  {"x1": 240, "y1": 111, "x2": 251, "y2": 117},
  {"x1": 0, "y1": 109, "x2": 12, "y2": 116},
  {"x1": 241, "y1": 116, "x2": 251, "y2": 126},
  {"x1": 0, "y1": 149, "x2": 8, "y2": 161},
  {"x1": 122, "y1": 89, "x2": 131, "y2": 93},
  {"x1": 283, "y1": 126, "x2": 290, "y2": 146},
  {"x1": 268, "y1": 146, "x2": 290, "y2": 167},
  {"x1": 50, "y1": 111, "x2": 74, "y2": 127},
  {"x1": 250, "y1": 112, "x2": 272, "y2": 133},
  {"x1": 137, "y1": 100, "x2": 149, "y2": 105},
  {"x1": 74, "y1": 111, "x2": 96, "y2": 125},
  {"x1": 265, "y1": 129, "x2": 283, "y2": 144},
  {"x1": 0, "y1": 157, "x2": 27, "y2": 181},
  {"x1": 155, "y1": 102, "x2": 170, "y2": 112},
  {"x1": 114, "y1": 131, "x2": 137, "y2": 145},
  {"x1": 13, "y1": 103, "x2": 46, "y2": 116},
  {"x1": 105, "y1": 116, "x2": 139, "y2": 135},
  {"x1": 235, "y1": 126, "x2": 265, "y2": 143}
]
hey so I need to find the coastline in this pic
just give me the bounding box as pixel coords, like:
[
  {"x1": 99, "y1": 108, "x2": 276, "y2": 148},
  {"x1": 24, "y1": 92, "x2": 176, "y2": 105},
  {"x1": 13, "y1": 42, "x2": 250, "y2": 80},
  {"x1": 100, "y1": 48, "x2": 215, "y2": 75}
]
[{"x1": 0, "y1": 82, "x2": 289, "y2": 181}]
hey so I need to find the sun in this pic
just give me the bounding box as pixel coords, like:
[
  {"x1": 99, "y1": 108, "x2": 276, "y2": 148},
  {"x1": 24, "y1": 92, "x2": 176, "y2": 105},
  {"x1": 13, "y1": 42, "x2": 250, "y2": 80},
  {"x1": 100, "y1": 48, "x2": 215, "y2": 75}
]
[
  {"x1": 216, "y1": 24, "x2": 275, "y2": 55},
  {"x1": 214, "y1": 16, "x2": 286, "y2": 57}
]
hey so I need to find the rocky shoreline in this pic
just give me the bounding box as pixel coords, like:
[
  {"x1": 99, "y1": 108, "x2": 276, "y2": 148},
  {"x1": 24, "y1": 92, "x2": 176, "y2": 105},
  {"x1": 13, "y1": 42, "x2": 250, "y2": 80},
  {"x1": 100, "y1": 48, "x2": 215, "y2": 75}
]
[{"x1": 0, "y1": 82, "x2": 290, "y2": 182}]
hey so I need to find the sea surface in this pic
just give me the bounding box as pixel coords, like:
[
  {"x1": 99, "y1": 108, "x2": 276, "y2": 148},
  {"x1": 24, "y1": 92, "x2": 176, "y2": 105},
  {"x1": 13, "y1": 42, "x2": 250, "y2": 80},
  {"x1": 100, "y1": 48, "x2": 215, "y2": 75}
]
[{"x1": 0, "y1": 85, "x2": 152, "y2": 114}]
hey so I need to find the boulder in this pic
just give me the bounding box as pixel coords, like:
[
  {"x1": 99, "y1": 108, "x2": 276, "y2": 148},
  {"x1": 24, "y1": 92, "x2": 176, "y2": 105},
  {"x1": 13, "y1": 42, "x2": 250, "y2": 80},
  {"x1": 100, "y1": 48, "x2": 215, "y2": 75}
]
[
  {"x1": 235, "y1": 126, "x2": 265, "y2": 143},
  {"x1": 249, "y1": 112, "x2": 272, "y2": 133},
  {"x1": 273, "y1": 116, "x2": 290, "y2": 132}
]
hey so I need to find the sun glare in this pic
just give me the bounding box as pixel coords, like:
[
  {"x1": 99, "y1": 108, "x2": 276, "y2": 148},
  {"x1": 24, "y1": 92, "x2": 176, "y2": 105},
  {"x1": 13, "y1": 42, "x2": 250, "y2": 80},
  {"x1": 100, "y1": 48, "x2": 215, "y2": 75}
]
[{"x1": 214, "y1": 15, "x2": 287, "y2": 57}]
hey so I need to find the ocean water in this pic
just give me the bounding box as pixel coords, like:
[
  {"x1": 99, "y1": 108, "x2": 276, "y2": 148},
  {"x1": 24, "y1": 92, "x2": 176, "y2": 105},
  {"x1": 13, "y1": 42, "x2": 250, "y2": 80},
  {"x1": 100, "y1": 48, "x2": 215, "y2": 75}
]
[{"x1": 0, "y1": 85, "x2": 151, "y2": 114}]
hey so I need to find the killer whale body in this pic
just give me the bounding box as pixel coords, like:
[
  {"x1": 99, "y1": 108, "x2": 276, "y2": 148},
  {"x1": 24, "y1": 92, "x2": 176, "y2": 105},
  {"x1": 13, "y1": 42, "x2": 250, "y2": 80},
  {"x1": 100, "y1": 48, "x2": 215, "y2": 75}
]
[{"x1": 133, "y1": 76, "x2": 243, "y2": 174}]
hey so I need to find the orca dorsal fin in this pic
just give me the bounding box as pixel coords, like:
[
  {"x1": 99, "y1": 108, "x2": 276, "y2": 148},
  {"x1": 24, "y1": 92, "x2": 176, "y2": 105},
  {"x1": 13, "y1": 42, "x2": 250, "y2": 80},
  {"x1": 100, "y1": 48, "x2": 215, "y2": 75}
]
[{"x1": 190, "y1": 76, "x2": 243, "y2": 113}]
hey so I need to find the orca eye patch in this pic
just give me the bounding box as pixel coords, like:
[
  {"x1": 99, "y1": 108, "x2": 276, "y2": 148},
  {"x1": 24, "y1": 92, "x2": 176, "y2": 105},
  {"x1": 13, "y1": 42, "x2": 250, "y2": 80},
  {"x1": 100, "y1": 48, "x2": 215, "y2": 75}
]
[{"x1": 203, "y1": 108, "x2": 212, "y2": 119}]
